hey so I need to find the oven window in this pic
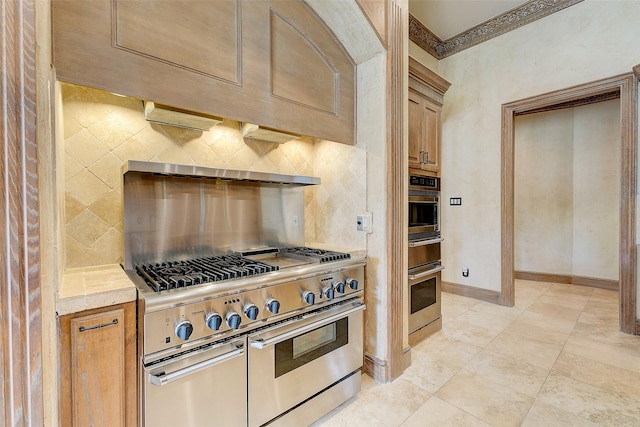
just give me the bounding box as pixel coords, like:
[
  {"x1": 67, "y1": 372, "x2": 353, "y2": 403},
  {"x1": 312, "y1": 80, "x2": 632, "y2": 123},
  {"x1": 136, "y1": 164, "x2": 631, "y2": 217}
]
[
  {"x1": 411, "y1": 277, "x2": 437, "y2": 314},
  {"x1": 275, "y1": 318, "x2": 348, "y2": 378},
  {"x1": 409, "y1": 202, "x2": 437, "y2": 227}
]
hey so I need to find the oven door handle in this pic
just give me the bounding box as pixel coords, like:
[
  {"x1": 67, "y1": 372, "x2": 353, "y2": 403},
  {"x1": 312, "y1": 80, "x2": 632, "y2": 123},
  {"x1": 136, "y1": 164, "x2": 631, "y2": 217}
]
[
  {"x1": 249, "y1": 303, "x2": 366, "y2": 350},
  {"x1": 408, "y1": 237, "x2": 443, "y2": 247},
  {"x1": 409, "y1": 265, "x2": 444, "y2": 280},
  {"x1": 148, "y1": 344, "x2": 244, "y2": 387}
]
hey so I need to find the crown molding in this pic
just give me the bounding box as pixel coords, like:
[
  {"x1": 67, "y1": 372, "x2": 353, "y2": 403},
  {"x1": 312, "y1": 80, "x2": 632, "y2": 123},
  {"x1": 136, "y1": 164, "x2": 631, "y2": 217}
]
[{"x1": 410, "y1": 0, "x2": 584, "y2": 59}]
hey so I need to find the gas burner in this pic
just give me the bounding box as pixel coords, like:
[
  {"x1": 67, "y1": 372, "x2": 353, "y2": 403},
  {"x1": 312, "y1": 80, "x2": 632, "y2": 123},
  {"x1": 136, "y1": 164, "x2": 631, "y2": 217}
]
[
  {"x1": 280, "y1": 247, "x2": 351, "y2": 263},
  {"x1": 135, "y1": 254, "x2": 279, "y2": 292}
]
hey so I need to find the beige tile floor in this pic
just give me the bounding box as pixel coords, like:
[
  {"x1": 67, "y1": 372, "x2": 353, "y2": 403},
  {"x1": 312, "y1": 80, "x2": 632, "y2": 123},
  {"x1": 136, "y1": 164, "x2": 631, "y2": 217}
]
[{"x1": 312, "y1": 280, "x2": 640, "y2": 427}]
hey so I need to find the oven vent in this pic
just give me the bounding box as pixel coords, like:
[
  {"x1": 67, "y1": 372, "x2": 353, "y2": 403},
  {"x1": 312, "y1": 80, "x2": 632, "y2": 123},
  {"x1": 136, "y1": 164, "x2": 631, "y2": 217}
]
[{"x1": 143, "y1": 101, "x2": 223, "y2": 131}]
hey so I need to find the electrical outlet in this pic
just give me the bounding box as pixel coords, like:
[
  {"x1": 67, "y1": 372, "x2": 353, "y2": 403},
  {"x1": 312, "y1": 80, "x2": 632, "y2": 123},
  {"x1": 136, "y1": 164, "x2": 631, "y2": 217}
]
[
  {"x1": 450, "y1": 197, "x2": 462, "y2": 206},
  {"x1": 462, "y1": 267, "x2": 469, "y2": 277},
  {"x1": 356, "y1": 213, "x2": 372, "y2": 233}
]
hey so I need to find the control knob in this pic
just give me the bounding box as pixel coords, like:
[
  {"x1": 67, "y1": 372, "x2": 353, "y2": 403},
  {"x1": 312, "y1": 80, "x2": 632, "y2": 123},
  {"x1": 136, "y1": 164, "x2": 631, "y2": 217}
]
[
  {"x1": 205, "y1": 312, "x2": 222, "y2": 331},
  {"x1": 226, "y1": 312, "x2": 242, "y2": 329},
  {"x1": 303, "y1": 291, "x2": 315, "y2": 305},
  {"x1": 266, "y1": 298, "x2": 280, "y2": 314},
  {"x1": 175, "y1": 320, "x2": 193, "y2": 341},
  {"x1": 323, "y1": 285, "x2": 335, "y2": 301},
  {"x1": 244, "y1": 303, "x2": 259, "y2": 320},
  {"x1": 335, "y1": 281, "x2": 346, "y2": 294},
  {"x1": 346, "y1": 278, "x2": 359, "y2": 290}
]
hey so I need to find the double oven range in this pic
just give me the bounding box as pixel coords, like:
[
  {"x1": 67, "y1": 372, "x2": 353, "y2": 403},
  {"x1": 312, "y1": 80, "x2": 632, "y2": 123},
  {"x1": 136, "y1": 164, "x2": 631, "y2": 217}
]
[
  {"x1": 408, "y1": 174, "x2": 443, "y2": 340},
  {"x1": 123, "y1": 161, "x2": 365, "y2": 427}
]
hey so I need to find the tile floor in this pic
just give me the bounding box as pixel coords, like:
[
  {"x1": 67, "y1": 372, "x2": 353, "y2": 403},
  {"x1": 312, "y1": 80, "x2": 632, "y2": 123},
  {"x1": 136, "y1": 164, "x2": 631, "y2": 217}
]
[{"x1": 312, "y1": 280, "x2": 640, "y2": 426}]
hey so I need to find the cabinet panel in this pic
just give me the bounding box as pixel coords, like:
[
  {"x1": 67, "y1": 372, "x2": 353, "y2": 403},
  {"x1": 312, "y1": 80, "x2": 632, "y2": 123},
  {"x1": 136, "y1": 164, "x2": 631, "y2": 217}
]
[
  {"x1": 408, "y1": 91, "x2": 424, "y2": 170},
  {"x1": 423, "y1": 99, "x2": 440, "y2": 172},
  {"x1": 271, "y1": 10, "x2": 337, "y2": 114},
  {"x1": 114, "y1": 0, "x2": 241, "y2": 84},
  {"x1": 71, "y1": 309, "x2": 125, "y2": 427},
  {"x1": 59, "y1": 302, "x2": 136, "y2": 427}
]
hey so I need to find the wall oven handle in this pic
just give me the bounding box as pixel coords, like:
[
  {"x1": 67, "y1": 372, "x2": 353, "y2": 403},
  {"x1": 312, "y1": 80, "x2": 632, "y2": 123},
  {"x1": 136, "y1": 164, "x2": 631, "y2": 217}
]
[
  {"x1": 148, "y1": 344, "x2": 244, "y2": 387},
  {"x1": 250, "y1": 304, "x2": 366, "y2": 350},
  {"x1": 409, "y1": 265, "x2": 444, "y2": 280},
  {"x1": 408, "y1": 237, "x2": 443, "y2": 247}
]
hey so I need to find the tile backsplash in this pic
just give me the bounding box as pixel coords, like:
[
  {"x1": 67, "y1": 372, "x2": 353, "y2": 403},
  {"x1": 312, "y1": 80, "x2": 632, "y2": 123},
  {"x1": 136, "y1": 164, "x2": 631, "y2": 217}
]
[{"x1": 61, "y1": 82, "x2": 318, "y2": 269}]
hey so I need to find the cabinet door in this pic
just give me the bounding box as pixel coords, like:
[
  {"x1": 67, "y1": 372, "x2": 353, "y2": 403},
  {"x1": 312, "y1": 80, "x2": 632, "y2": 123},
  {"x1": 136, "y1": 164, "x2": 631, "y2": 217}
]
[
  {"x1": 422, "y1": 99, "x2": 441, "y2": 173},
  {"x1": 408, "y1": 91, "x2": 425, "y2": 170},
  {"x1": 71, "y1": 308, "x2": 126, "y2": 427}
]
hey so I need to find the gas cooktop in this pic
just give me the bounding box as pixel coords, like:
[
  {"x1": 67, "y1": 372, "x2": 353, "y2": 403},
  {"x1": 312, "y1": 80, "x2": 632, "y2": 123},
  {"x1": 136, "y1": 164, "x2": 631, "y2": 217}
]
[{"x1": 134, "y1": 247, "x2": 351, "y2": 293}]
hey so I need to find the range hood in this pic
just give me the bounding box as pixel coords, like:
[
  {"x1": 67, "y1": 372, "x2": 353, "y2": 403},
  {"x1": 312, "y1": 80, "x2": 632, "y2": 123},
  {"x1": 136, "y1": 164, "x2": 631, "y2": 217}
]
[
  {"x1": 144, "y1": 101, "x2": 223, "y2": 131},
  {"x1": 241, "y1": 123, "x2": 300, "y2": 144}
]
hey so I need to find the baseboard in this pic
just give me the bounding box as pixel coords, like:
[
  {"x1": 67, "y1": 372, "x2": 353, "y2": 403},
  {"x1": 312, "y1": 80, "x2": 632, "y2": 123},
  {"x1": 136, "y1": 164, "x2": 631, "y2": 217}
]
[
  {"x1": 514, "y1": 271, "x2": 571, "y2": 284},
  {"x1": 514, "y1": 271, "x2": 619, "y2": 291},
  {"x1": 363, "y1": 353, "x2": 389, "y2": 383},
  {"x1": 441, "y1": 281, "x2": 501, "y2": 304}
]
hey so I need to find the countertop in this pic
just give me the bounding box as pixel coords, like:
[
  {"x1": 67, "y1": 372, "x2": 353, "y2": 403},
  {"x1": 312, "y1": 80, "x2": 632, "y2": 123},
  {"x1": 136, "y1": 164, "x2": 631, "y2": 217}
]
[{"x1": 57, "y1": 264, "x2": 137, "y2": 316}]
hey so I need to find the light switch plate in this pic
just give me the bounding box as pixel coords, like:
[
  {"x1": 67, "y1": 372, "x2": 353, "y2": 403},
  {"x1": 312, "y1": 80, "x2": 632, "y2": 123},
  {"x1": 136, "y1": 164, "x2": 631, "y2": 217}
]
[
  {"x1": 357, "y1": 213, "x2": 372, "y2": 233},
  {"x1": 450, "y1": 197, "x2": 462, "y2": 206}
]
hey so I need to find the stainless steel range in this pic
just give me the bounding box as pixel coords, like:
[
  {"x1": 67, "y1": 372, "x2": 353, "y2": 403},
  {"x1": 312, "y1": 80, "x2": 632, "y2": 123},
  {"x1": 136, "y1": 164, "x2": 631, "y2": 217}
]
[{"x1": 123, "y1": 161, "x2": 365, "y2": 427}]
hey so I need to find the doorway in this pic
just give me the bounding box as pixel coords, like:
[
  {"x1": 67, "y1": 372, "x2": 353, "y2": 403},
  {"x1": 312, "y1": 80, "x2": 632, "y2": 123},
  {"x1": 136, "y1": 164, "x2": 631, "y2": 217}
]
[{"x1": 501, "y1": 74, "x2": 638, "y2": 334}]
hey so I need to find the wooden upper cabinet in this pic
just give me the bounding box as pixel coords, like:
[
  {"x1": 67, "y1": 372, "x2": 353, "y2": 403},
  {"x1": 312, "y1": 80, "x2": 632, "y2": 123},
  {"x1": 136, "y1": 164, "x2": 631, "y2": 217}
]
[
  {"x1": 408, "y1": 57, "x2": 451, "y2": 175},
  {"x1": 52, "y1": 0, "x2": 356, "y2": 144}
]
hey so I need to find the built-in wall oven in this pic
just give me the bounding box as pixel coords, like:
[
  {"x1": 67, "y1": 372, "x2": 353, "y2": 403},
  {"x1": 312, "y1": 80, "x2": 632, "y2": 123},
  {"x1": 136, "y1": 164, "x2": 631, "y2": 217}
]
[
  {"x1": 408, "y1": 174, "x2": 443, "y2": 338},
  {"x1": 408, "y1": 174, "x2": 439, "y2": 237}
]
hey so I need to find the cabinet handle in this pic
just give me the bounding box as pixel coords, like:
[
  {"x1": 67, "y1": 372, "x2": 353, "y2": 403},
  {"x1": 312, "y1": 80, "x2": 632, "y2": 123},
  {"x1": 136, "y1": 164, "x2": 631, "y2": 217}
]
[
  {"x1": 78, "y1": 318, "x2": 118, "y2": 332},
  {"x1": 419, "y1": 151, "x2": 424, "y2": 164}
]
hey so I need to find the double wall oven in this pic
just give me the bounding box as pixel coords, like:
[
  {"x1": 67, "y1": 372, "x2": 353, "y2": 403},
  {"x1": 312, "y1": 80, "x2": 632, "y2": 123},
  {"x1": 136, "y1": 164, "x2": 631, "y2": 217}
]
[
  {"x1": 123, "y1": 161, "x2": 365, "y2": 427},
  {"x1": 408, "y1": 174, "x2": 443, "y2": 339}
]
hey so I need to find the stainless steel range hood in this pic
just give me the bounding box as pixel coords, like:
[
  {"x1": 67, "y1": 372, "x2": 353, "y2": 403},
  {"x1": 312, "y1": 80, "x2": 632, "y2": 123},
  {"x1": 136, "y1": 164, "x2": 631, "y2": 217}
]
[{"x1": 123, "y1": 160, "x2": 321, "y2": 186}]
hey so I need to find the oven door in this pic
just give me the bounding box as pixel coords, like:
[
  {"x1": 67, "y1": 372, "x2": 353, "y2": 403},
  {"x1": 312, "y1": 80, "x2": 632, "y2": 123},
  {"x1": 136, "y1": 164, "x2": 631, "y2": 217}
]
[
  {"x1": 408, "y1": 264, "x2": 443, "y2": 334},
  {"x1": 408, "y1": 195, "x2": 439, "y2": 234},
  {"x1": 142, "y1": 338, "x2": 246, "y2": 427},
  {"x1": 408, "y1": 237, "x2": 442, "y2": 270},
  {"x1": 247, "y1": 300, "x2": 365, "y2": 427}
]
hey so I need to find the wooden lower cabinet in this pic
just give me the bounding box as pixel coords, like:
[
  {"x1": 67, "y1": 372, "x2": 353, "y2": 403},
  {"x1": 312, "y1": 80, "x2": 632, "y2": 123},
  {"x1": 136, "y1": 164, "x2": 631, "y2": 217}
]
[{"x1": 59, "y1": 302, "x2": 136, "y2": 427}]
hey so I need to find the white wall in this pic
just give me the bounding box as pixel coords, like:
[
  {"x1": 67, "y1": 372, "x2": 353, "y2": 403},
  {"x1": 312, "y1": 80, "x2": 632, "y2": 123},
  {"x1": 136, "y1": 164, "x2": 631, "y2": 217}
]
[
  {"x1": 515, "y1": 108, "x2": 574, "y2": 275},
  {"x1": 438, "y1": 0, "x2": 640, "y2": 292},
  {"x1": 514, "y1": 100, "x2": 620, "y2": 281},
  {"x1": 572, "y1": 100, "x2": 620, "y2": 279}
]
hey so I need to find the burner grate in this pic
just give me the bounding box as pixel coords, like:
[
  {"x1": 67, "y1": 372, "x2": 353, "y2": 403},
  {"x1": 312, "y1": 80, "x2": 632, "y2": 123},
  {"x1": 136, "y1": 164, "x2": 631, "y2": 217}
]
[
  {"x1": 280, "y1": 247, "x2": 351, "y2": 263},
  {"x1": 135, "y1": 254, "x2": 279, "y2": 292}
]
